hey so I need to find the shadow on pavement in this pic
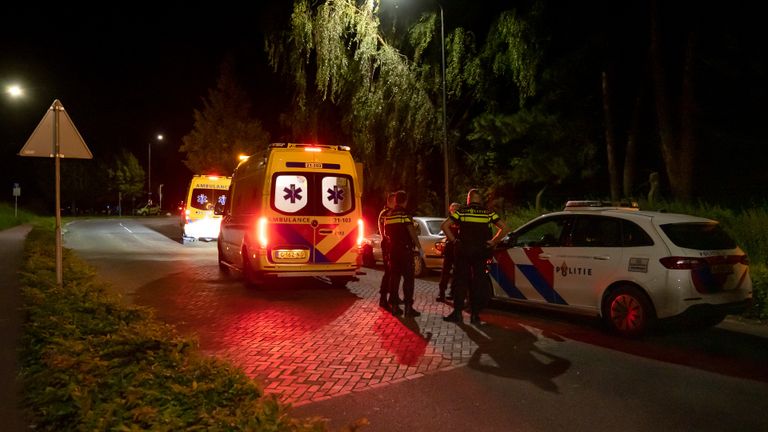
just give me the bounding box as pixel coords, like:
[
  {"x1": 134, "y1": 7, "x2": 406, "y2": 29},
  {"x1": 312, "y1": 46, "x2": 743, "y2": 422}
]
[
  {"x1": 486, "y1": 301, "x2": 768, "y2": 383},
  {"x1": 461, "y1": 321, "x2": 571, "y2": 393}
]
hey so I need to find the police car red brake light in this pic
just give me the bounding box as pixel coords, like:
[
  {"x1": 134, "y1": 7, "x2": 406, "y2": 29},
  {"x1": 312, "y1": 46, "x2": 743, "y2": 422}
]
[{"x1": 659, "y1": 257, "x2": 706, "y2": 270}]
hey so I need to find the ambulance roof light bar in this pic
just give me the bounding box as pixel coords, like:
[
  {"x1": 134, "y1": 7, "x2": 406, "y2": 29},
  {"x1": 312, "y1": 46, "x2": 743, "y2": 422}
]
[{"x1": 268, "y1": 143, "x2": 350, "y2": 152}]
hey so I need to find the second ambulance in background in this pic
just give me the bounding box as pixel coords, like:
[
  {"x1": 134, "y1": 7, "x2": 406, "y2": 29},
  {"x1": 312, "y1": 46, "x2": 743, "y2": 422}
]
[{"x1": 180, "y1": 174, "x2": 232, "y2": 241}]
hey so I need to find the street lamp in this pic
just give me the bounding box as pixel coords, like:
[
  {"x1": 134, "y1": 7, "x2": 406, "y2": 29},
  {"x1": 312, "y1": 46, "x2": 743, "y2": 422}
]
[
  {"x1": 437, "y1": 3, "x2": 449, "y2": 215},
  {"x1": 5, "y1": 84, "x2": 23, "y2": 98},
  {"x1": 148, "y1": 134, "x2": 163, "y2": 205}
]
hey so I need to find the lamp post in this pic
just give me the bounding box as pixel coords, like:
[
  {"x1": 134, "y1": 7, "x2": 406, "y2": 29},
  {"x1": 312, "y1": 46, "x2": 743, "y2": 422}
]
[
  {"x1": 377, "y1": 0, "x2": 449, "y2": 213},
  {"x1": 437, "y1": 3, "x2": 449, "y2": 215},
  {"x1": 148, "y1": 134, "x2": 163, "y2": 205}
]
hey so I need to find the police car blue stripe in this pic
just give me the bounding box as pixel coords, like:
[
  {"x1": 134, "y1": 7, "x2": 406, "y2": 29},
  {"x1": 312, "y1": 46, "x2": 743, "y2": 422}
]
[
  {"x1": 488, "y1": 262, "x2": 526, "y2": 300},
  {"x1": 518, "y1": 264, "x2": 568, "y2": 305}
]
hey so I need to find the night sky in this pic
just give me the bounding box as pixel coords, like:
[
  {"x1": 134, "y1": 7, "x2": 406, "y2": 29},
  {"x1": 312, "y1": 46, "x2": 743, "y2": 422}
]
[
  {"x1": 2, "y1": 1, "x2": 767, "y2": 213},
  {"x1": 1, "y1": 1, "x2": 290, "y2": 212}
]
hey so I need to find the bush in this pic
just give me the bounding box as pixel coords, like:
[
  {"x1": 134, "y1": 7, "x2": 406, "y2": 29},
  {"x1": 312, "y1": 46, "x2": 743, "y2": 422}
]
[{"x1": 18, "y1": 226, "x2": 338, "y2": 431}]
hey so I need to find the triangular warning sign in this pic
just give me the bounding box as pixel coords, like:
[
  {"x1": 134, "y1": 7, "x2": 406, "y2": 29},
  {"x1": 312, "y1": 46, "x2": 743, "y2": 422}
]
[{"x1": 18, "y1": 99, "x2": 93, "y2": 159}]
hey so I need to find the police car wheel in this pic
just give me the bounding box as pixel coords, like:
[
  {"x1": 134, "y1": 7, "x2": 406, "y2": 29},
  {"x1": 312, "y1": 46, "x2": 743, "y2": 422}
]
[{"x1": 603, "y1": 286, "x2": 655, "y2": 338}]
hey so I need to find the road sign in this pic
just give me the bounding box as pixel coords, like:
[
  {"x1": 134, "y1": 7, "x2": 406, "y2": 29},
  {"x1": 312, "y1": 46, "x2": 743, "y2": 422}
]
[
  {"x1": 18, "y1": 99, "x2": 93, "y2": 287},
  {"x1": 18, "y1": 99, "x2": 93, "y2": 159}
]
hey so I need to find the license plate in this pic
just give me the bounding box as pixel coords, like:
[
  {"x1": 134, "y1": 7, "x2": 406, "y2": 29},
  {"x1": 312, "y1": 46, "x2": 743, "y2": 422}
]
[
  {"x1": 276, "y1": 250, "x2": 307, "y2": 259},
  {"x1": 710, "y1": 263, "x2": 733, "y2": 275}
]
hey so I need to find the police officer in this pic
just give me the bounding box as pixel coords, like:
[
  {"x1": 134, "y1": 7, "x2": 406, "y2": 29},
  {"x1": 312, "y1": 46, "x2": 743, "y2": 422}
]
[
  {"x1": 384, "y1": 190, "x2": 424, "y2": 317},
  {"x1": 441, "y1": 189, "x2": 509, "y2": 324},
  {"x1": 436, "y1": 202, "x2": 461, "y2": 302},
  {"x1": 378, "y1": 192, "x2": 396, "y2": 310}
]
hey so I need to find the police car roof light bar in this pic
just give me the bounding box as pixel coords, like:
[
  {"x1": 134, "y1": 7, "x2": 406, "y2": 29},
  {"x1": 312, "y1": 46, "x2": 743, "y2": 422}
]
[{"x1": 564, "y1": 200, "x2": 639, "y2": 211}]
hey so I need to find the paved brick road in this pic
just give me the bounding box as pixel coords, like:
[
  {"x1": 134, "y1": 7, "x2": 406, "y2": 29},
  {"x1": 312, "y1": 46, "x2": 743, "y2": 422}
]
[{"x1": 135, "y1": 267, "x2": 487, "y2": 406}]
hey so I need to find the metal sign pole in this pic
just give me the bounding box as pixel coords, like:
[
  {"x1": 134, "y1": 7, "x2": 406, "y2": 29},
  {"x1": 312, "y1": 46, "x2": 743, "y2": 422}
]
[
  {"x1": 18, "y1": 99, "x2": 93, "y2": 289},
  {"x1": 54, "y1": 104, "x2": 63, "y2": 287}
]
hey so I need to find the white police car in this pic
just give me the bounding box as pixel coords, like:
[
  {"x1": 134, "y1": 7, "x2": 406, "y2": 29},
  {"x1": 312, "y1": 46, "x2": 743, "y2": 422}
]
[{"x1": 488, "y1": 201, "x2": 752, "y2": 337}]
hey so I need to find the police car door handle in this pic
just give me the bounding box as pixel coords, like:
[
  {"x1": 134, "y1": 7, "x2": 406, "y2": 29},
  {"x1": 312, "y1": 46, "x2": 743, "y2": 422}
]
[
  {"x1": 538, "y1": 253, "x2": 552, "y2": 259},
  {"x1": 593, "y1": 256, "x2": 611, "y2": 260}
]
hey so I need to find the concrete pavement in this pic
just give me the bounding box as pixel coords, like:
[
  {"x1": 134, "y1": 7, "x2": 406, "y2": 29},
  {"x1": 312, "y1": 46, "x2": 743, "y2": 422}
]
[{"x1": 0, "y1": 224, "x2": 32, "y2": 432}]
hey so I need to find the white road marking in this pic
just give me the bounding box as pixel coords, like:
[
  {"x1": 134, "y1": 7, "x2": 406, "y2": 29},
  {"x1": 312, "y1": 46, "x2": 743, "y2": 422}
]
[{"x1": 119, "y1": 223, "x2": 133, "y2": 233}]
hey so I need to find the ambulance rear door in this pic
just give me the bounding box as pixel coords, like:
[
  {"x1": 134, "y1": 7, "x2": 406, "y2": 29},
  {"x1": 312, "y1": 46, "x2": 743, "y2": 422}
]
[{"x1": 270, "y1": 170, "x2": 359, "y2": 266}]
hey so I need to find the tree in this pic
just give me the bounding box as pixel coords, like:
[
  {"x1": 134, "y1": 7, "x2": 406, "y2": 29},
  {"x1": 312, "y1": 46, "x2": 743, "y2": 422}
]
[
  {"x1": 180, "y1": 59, "x2": 271, "y2": 175},
  {"x1": 650, "y1": 0, "x2": 696, "y2": 202},
  {"x1": 106, "y1": 148, "x2": 145, "y2": 211},
  {"x1": 266, "y1": 0, "x2": 440, "y2": 212}
]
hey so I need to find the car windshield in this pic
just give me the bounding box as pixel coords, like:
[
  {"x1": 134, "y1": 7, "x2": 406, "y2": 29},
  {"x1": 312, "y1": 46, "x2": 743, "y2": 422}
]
[{"x1": 659, "y1": 222, "x2": 737, "y2": 250}]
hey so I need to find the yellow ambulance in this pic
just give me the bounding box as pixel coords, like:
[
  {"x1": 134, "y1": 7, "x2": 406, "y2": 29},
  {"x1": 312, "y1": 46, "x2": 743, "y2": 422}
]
[
  {"x1": 217, "y1": 143, "x2": 364, "y2": 286},
  {"x1": 180, "y1": 174, "x2": 232, "y2": 241}
]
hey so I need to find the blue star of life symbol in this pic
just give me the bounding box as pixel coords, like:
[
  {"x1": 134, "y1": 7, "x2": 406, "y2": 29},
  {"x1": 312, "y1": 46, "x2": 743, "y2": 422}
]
[
  {"x1": 283, "y1": 184, "x2": 303, "y2": 203},
  {"x1": 196, "y1": 194, "x2": 208, "y2": 205},
  {"x1": 327, "y1": 185, "x2": 345, "y2": 204},
  {"x1": 217, "y1": 195, "x2": 227, "y2": 205}
]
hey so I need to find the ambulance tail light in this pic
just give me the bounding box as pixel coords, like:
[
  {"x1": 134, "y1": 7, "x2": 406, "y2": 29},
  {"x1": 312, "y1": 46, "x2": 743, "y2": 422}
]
[
  {"x1": 357, "y1": 219, "x2": 364, "y2": 246},
  {"x1": 305, "y1": 146, "x2": 322, "y2": 152},
  {"x1": 659, "y1": 257, "x2": 706, "y2": 270},
  {"x1": 257, "y1": 217, "x2": 268, "y2": 249}
]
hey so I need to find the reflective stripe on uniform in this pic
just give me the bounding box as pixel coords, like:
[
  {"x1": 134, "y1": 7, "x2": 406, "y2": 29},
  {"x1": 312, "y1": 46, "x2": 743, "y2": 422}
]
[
  {"x1": 457, "y1": 214, "x2": 496, "y2": 224},
  {"x1": 384, "y1": 215, "x2": 412, "y2": 225}
]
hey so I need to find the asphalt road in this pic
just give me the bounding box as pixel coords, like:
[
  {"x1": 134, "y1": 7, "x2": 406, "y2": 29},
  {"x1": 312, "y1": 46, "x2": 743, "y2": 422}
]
[{"x1": 64, "y1": 217, "x2": 768, "y2": 432}]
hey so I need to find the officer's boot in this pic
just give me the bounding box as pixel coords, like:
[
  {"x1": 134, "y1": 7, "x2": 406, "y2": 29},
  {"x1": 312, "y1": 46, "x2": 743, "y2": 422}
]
[
  {"x1": 379, "y1": 294, "x2": 391, "y2": 311},
  {"x1": 390, "y1": 298, "x2": 403, "y2": 316},
  {"x1": 404, "y1": 304, "x2": 421, "y2": 317},
  {"x1": 436, "y1": 285, "x2": 446, "y2": 302}
]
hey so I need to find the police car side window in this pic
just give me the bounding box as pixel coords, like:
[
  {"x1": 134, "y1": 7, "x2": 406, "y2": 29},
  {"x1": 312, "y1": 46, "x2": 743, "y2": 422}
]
[
  {"x1": 515, "y1": 217, "x2": 569, "y2": 247},
  {"x1": 571, "y1": 216, "x2": 622, "y2": 247},
  {"x1": 621, "y1": 220, "x2": 655, "y2": 247}
]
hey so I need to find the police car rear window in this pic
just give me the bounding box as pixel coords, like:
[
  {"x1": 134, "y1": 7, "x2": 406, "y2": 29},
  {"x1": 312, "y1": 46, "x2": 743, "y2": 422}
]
[{"x1": 660, "y1": 222, "x2": 736, "y2": 250}]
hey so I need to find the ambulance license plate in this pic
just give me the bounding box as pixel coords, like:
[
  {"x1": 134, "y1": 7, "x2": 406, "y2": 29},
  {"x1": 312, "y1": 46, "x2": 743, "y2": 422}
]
[{"x1": 276, "y1": 250, "x2": 307, "y2": 259}]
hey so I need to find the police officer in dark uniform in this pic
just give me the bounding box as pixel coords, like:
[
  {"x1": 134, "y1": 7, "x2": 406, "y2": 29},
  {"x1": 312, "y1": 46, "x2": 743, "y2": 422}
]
[
  {"x1": 384, "y1": 190, "x2": 424, "y2": 317},
  {"x1": 378, "y1": 192, "x2": 396, "y2": 310},
  {"x1": 441, "y1": 189, "x2": 509, "y2": 324},
  {"x1": 437, "y1": 202, "x2": 461, "y2": 302}
]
